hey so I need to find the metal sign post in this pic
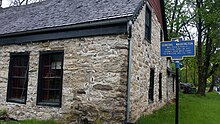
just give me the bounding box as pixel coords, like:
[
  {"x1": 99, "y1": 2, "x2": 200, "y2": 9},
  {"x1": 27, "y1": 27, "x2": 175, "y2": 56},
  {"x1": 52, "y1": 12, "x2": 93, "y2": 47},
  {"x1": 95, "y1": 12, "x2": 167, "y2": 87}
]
[
  {"x1": 160, "y1": 38, "x2": 195, "y2": 124},
  {"x1": 175, "y1": 60, "x2": 180, "y2": 124}
]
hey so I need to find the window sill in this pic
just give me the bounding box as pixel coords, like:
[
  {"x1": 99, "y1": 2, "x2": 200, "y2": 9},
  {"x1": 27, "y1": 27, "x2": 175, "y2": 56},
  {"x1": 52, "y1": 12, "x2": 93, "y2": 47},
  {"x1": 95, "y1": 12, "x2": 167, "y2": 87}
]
[
  {"x1": 144, "y1": 38, "x2": 151, "y2": 44},
  {"x1": 37, "y1": 102, "x2": 61, "y2": 107},
  {"x1": 7, "y1": 98, "x2": 26, "y2": 104},
  {"x1": 148, "y1": 100, "x2": 154, "y2": 104},
  {"x1": 147, "y1": 40, "x2": 151, "y2": 44}
]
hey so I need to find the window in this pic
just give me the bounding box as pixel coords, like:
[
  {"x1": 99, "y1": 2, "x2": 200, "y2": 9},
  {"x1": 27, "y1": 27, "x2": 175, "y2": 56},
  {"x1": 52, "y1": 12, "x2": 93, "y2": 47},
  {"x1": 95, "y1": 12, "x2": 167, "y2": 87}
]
[
  {"x1": 145, "y1": 6, "x2": 152, "y2": 42},
  {"x1": 37, "y1": 50, "x2": 64, "y2": 107},
  {"x1": 148, "y1": 68, "x2": 155, "y2": 103},
  {"x1": 7, "y1": 52, "x2": 29, "y2": 104},
  {"x1": 159, "y1": 73, "x2": 162, "y2": 101}
]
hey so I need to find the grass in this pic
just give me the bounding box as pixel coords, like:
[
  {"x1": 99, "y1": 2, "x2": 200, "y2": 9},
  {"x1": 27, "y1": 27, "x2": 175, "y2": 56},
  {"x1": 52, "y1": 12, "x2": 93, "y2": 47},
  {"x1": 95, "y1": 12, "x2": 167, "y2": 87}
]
[
  {"x1": 1, "y1": 92, "x2": 220, "y2": 124},
  {"x1": 137, "y1": 103, "x2": 175, "y2": 124},
  {"x1": 137, "y1": 92, "x2": 220, "y2": 124},
  {"x1": 0, "y1": 109, "x2": 56, "y2": 124},
  {"x1": 0, "y1": 119, "x2": 56, "y2": 124}
]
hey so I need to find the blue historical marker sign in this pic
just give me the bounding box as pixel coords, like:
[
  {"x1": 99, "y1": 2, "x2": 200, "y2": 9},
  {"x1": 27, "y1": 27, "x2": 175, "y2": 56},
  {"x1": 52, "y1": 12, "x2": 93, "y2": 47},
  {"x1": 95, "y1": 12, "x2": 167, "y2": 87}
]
[
  {"x1": 161, "y1": 38, "x2": 195, "y2": 124},
  {"x1": 160, "y1": 39, "x2": 195, "y2": 60}
]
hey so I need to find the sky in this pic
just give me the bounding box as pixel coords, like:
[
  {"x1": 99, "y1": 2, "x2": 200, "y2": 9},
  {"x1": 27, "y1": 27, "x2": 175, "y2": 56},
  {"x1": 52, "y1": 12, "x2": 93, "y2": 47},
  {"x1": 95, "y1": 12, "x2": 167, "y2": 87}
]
[{"x1": 2, "y1": 0, "x2": 10, "y2": 8}]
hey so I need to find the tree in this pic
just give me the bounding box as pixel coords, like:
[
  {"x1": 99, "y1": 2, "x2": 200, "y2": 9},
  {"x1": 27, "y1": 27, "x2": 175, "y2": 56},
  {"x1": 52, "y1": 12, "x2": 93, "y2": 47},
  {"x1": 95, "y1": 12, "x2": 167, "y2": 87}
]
[
  {"x1": 207, "y1": 21, "x2": 220, "y2": 92},
  {"x1": 165, "y1": 0, "x2": 220, "y2": 96},
  {"x1": 165, "y1": 0, "x2": 196, "y2": 39},
  {"x1": 196, "y1": 0, "x2": 220, "y2": 95},
  {"x1": 165, "y1": 0, "x2": 198, "y2": 86}
]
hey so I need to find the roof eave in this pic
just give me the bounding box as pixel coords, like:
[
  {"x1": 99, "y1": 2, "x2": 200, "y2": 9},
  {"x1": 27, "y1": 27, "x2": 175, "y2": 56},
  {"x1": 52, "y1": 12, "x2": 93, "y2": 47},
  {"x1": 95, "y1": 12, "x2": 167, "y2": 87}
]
[
  {"x1": 0, "y1": 16, "x2": 131, "y2": 38},
  {"x1": 130, "y1": 0, "x2": 145, "y2": 22},
  {"x1": 0, "y1": 16, "x2": 130, "y2": 45},
  {"x1": 160, "y1": 0, "x2": 168, "y2": 41}
]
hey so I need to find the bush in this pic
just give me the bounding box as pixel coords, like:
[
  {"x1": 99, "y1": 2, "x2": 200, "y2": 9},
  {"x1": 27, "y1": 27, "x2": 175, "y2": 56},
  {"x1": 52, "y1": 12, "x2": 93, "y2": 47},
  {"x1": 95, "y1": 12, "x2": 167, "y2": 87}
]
[{"x1": 0, "y1": 109, "x2": 7, "y2": 116}]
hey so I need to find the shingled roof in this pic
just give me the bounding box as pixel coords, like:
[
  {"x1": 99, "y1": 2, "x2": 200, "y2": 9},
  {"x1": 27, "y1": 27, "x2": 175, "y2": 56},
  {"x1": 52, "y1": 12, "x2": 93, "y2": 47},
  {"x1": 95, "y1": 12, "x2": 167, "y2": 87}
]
[{"x1": 0, "y1": 0, "x2": 143, "y2": 36}]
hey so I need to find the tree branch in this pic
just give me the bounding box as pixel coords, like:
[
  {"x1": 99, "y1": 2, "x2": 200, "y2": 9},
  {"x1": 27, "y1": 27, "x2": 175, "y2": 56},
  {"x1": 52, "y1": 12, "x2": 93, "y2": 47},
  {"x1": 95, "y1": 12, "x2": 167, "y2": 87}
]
[{"x1": 207, "y1": 63, "x2": 219, "y2": 78}]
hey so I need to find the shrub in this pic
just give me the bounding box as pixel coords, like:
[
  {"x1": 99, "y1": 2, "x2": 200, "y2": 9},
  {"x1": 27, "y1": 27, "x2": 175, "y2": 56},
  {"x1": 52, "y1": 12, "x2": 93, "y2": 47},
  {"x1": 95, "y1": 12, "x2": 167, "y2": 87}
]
[{"x1": 0, "y1": 109, "x2": 7, "y2": 116}]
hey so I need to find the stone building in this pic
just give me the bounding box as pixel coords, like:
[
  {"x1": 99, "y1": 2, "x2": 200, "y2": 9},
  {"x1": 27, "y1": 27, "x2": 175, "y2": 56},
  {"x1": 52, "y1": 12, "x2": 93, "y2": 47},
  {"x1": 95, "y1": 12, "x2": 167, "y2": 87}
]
[{"x1": 0, "y1": 0, "x2": 175, "y2": 123}]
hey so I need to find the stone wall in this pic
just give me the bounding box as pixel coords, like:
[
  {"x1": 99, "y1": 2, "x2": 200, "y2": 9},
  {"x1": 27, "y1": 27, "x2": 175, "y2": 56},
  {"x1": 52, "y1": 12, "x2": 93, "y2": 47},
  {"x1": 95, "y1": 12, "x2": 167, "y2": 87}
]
[
  {"x1": 0, "y1": 3, "x2": 176, "y2": 124},
  {"x1": 129, "y1": 3, "x2": 173, "y2": 122},
  {"x1": 0, "y1": 35, "x2": 128, "y2": 123},
  {"x1": 166, "y1": 70, "x2": 176, "y2": 102}
]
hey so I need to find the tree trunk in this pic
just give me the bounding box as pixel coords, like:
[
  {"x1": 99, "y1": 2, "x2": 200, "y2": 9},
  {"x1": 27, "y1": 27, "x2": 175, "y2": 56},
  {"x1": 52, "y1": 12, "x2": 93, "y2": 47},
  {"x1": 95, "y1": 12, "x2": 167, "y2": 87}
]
[
  {"x1": 198, "y1": 31, "x2": 212, "y2": 95},
  {"x1": 208, "y1": 75, "x2": 215, "y2": 92},
  {"x1": 196, "y1": 0, "x2": 205, "y2": 96},
  {"x1": 197, "y1": 29, "x2": 205, "y2": 95}
]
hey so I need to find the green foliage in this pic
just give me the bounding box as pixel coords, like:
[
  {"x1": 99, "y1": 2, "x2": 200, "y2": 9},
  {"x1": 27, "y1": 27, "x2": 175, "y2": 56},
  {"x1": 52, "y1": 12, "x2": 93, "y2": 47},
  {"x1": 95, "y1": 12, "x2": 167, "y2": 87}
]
[
  {"x1": 179, "y1": 57, "x2": 198, "y2": 85},
  {"x1": 197, "y1": 0, "x2": 220, "y2": 95},
  {"x1": 0, "y1": 109, "x2": 7, "y2": 116},
  {"x1": 20, "y1": 119, "x2": 56, "y2": 124},
  {"x1": 166, "y1": 0, "x2": 220, "y2": 95},
  {"x1": 170, "y1": 62, "x2": 176, "y2": 71},
  {"x1": 94, "y1": 118, "x2": 103, "y2": 124},
  {"x1": 137, "y1": 92, "x2": 220, "y2": 124},
  {"x1": 165, "y1": 0, "x2": 196, "y2": 40},
  {"x1": 1, "y1": 119, "x2": 56, "y2": 124}
]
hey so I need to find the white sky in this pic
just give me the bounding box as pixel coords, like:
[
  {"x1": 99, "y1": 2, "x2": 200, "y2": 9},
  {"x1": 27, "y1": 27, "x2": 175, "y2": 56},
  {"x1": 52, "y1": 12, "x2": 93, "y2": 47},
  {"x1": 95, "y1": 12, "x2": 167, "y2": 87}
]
[{"x1": 2, "y1": 0, "x2": 11, "y2": 8}]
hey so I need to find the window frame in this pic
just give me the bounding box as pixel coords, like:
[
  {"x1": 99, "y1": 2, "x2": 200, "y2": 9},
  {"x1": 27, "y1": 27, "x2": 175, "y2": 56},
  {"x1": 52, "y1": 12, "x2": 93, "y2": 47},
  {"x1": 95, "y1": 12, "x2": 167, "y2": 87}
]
[
  {"x1": 145, "y1": 5, "x2": 152, "y2": 42},
  {"x1": 37, "y1": 50, "x2": 64, "y2": 107},
  {"x1": 148, "y1": 68, "x2": 155, "y2": 103},
  {"x1": 7, "y1": 52, "x2": 30, "y2": 104}
]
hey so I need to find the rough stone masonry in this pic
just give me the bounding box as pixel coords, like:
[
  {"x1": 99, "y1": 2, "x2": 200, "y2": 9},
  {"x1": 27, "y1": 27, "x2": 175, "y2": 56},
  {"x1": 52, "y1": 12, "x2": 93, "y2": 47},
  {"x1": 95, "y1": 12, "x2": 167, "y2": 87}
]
[
  {"x1": 0, "y1": 3, "x2": 175, "y2": 124},
  {"x1": 0, "y1": 35, "x2": 128, "y2": 123}
]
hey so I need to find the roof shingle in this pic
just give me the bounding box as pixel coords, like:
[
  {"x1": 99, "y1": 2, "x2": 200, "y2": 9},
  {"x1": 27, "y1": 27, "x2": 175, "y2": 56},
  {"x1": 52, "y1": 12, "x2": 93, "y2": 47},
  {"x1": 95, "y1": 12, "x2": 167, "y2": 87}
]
[{"x1": 0, "y1": 0, "x2": 142, "y2": 35}]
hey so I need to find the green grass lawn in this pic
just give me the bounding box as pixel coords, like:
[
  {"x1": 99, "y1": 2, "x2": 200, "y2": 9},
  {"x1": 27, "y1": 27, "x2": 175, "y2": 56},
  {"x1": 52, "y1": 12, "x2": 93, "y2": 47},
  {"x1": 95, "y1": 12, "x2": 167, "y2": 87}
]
[{"x1": 137, "y1": 92, "x2": 220, "y2": 124}]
